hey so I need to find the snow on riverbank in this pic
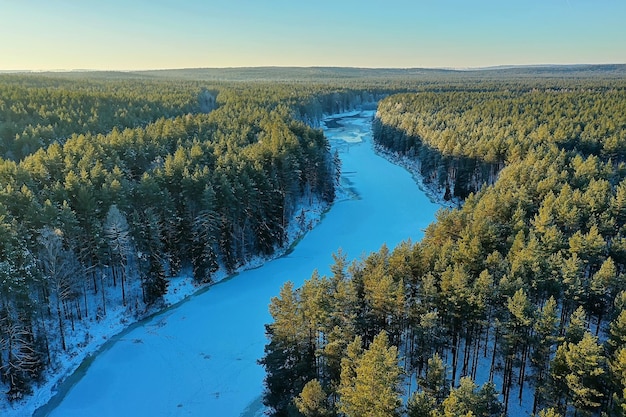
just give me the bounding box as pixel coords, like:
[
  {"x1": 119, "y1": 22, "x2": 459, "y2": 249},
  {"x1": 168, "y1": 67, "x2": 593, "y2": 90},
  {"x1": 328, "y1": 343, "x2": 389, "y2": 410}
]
[
  {"x1": 1, "y1": 188, "x2": 328, "y2": 417},
  {"x1": 325, "y1": 109, "x2": 460, "y2": 209},
  {"x1": 28, "y1": 110, "x2": 440, "y2": 417},
  {"x1": 162, "y1": 196, "x2": 329, "y2": 306},
  {"x1": 373, "y1": 144, "x2": 461, "y2": 209},
  {"x1": 1, "y1": 112, "x2": 341, "y2": 417}
]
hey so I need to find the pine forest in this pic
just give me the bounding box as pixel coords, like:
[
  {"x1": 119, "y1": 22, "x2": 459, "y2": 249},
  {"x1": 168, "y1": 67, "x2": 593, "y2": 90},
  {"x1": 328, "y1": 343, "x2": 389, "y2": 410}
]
[
  {"x1": 258, "y1": 69, "x2": 626, "y2": 417},
  {"x1": 1, "y1": 67, "x2": 626, "y2": 417}
]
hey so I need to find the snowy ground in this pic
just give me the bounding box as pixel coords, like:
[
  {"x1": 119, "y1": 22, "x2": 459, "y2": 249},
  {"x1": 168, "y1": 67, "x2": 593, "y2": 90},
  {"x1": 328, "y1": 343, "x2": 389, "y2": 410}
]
[
  {"x1": 1, "y1": 199, "x2": 327, "y2": 417},
  {"x1": 23, "y1": 110, "x2": 440, "y2": 417},
  {"x1": 1, "y1": 181, "x2": 326, "y2": 417}
]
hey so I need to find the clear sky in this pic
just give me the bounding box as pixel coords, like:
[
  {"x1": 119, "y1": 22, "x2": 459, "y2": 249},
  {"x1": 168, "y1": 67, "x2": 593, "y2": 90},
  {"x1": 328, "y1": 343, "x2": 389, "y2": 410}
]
[{"x1": 1, "y1": 0, "x2": 625, "y2": 71}]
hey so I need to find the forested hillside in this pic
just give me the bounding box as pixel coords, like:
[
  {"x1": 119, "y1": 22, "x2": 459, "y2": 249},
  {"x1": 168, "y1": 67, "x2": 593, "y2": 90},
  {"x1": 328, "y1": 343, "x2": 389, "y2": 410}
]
[
  {"x1": 0, "y1": 75, "x2": 357, "y2": 401},
  {"x1": 261, "y1": 79, "x2": 626, "y2": 417}
]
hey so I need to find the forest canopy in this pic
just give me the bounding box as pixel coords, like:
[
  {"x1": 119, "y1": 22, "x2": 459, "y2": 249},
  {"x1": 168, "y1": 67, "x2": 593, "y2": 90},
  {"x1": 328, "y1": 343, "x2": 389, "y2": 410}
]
[
  {"x1": 261, "y1": 75, "x2": 626, "y2": 417},
  {"x1": 3, "y1": 68, "x2": 626, "y2": 417},
  {"x1": 0, "y1": 74, "x2": 369, "y2": 401}
]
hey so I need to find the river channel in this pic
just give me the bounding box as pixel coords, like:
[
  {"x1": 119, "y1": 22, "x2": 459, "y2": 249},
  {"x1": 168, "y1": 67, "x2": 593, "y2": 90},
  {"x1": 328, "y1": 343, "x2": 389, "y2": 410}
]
[{"x1": 37, "y1": 110, "x2": 440, "y2": 417}]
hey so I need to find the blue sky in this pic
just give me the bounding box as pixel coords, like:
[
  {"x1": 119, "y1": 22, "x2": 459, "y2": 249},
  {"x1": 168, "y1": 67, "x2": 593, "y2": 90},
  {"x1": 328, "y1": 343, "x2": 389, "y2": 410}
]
[{"x1": 1, "y1": 0, "x2": 625, "y2": 70}]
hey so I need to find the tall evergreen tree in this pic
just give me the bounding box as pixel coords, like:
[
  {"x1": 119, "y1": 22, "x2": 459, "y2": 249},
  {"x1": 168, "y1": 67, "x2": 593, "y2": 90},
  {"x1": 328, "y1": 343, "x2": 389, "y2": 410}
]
[
  {"x1": 338, "y1": 331, "x2": 403, "y2": 417},
  {"x1": 104, "y1": 204, "x2": 131, "y2": 306},
  {"x1": 294, "y1": 379, "x2": 332, "y2": 417}
]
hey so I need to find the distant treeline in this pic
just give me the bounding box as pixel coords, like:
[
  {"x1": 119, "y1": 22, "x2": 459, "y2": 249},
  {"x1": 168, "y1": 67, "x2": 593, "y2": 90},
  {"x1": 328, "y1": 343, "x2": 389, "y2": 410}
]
[{"x1": 127, "y1": 64, "x2": 626, "y2": 82}]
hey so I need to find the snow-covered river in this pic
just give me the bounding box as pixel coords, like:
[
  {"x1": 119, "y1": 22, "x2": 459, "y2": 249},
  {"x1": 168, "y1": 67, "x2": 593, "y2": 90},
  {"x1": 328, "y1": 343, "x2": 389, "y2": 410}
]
[{"x1": 37, "y1": 110, "x2": 440, "y2": 417}]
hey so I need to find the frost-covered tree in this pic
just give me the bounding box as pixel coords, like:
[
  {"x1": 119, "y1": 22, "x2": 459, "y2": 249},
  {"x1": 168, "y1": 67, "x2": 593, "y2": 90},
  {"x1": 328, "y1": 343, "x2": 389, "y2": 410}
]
[
  {"x1": 104, "y1": 205, "x2": 131, "y2": 306},
  {"x1": 37, "y1": 227, "x2": 80, "y2": 351},
  {"x1": 0, "y1": 309, "x2": 44, "y2": 401}
]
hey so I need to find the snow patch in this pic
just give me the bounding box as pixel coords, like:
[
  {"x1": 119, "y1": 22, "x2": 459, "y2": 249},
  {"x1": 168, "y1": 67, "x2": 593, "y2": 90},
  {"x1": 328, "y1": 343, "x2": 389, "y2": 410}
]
[
  {"x1": 23, "y1": 110, "x2": 440, "y2": 417},
  {"x1": 2, "y1": 201, "x2": 329, "y2": 417}
]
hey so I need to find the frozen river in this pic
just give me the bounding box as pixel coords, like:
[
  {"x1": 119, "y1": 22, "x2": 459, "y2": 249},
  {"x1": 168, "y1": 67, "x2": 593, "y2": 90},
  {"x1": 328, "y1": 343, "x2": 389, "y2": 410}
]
[{"x1": 37, "y1": 110, "x2": 440, "y2": 417}]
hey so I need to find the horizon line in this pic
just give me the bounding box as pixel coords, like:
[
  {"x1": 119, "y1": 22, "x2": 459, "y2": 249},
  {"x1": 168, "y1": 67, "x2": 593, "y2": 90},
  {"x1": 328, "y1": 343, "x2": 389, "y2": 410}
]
[{"x1": 2, "y1": 63, "x2": 626, "y2": 74}]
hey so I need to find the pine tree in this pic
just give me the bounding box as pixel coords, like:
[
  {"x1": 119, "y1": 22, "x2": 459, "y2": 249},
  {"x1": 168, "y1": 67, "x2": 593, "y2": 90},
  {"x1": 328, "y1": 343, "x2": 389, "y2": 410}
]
[
  {"x1": 104, "y1": 204, "x2": 131, "y2": 306},
  {"x1": 610, "y1": 347, "x2": 626, "y2": 416},
  {"x1": 333, "y1": 149, "x2": 342, "y2": 188},
  {"x1": 420, "y1": 353, "x2": 449, "y2": 404},
  {"x1": 550, "y1": 332, "x2": 607, "y2": 414},
  {"x1": 338, "y1": 331, "x2": 403, "y2": 417},
  {"x1": 132, "y1": 208, "x2": 168, "y2": 304},
  {"x1": 532, "y1": 297, "x2": 559, "y2": 414},
  {"x1": 261, "y1": 281, "x2": 315, "y2": 417},
  {"x1": 565, "y1": 306, "x2": 587, "y2": 344},
  {"x1": 37, "y1": 227, "x2": 80, "y2": 351},
  {"x1": 407, "y1": 391, "x2": 436, "y2": 417},
  {"x1": 501, "y1": 288, "x2": 533, "y2": 410},
  {"x1": 294, "y1": 379, "x2": 332, "y2": 417},
  {"x1": 609, "y1": 310, "x2": 626, "y2": 355},
  {"x1": 143, "y1": 253, "x2": 167, "y2": 305},
  {"x1": 436, "y1": 377, "x2": 503, "y2": 417},
  {"x1": 537, "y1": 408, "x2": 563, "y2": 417},
  {"x1": 589, "y1": 257, "x2": 617, "y2": 333},
  {"x1": 561, "y1": 254, "x2": 584, "y2": 322}
]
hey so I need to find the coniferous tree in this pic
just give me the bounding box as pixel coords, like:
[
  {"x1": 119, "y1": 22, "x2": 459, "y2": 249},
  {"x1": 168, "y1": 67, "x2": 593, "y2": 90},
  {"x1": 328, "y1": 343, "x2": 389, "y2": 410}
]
[
  {"x1": 261, "y1": 282, "x2": 315, "y2": 417},
  {"x1": 338, "y1": 331, "x2": 403, "y2": 417},
  {"x1": 37, "y1": 227, "x2": 80, "y2": 351},
  {"x1": 420, "y1": 353, "x2": 449, "y2": 404},
  {"x1": 435, "y1": 377, "x2": 503, "y2": 417},
  {"x1": 407, "y1": 391, "x2": 436, "y2": 417},
  {"x1": 104, "y1": 204, "x2": 132, "y2": 306},
  {"x1": 294, "y1": 379, "x2": 332, "y2": 417},
  {"x1": 531, "y1": 297, "x2": 559, "y2": 414},
  {"x1": 549, "y1": 332, "x2": 607, "y2": 415}
]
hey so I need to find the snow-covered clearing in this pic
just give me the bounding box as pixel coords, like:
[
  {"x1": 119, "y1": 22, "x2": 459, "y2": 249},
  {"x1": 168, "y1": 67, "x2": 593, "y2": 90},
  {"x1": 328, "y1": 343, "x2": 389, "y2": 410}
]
[{"x1": 23, "y1": 110, "x2": 440, "y2": 417}]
